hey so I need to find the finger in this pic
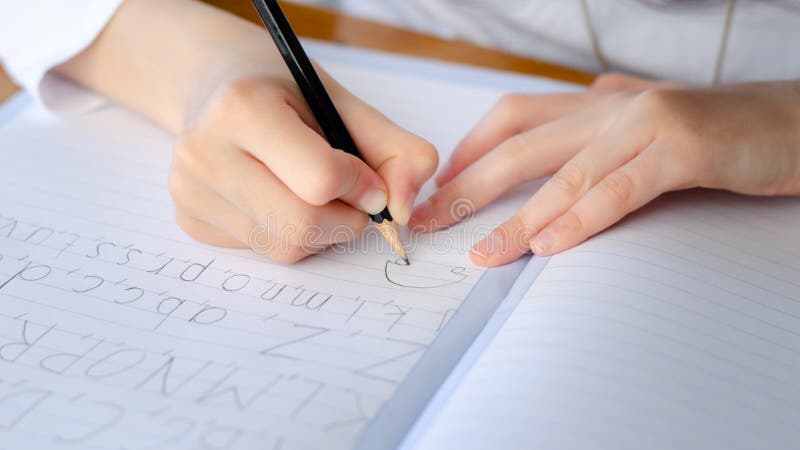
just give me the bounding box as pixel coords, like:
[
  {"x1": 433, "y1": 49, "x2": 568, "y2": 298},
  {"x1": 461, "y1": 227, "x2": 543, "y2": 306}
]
[
  {"x1": 470, "y1": 214, "x2": 537, "y2": 267},
  {"x1": 172, "y1": 182, "x2": 260, "y2": 247},
  {"x1": 174, "y1": 210, "x2": 249, "y2": 249},
  {"x1": 220, "y1": 152, "x2": 370, "y2": 247},
  {"x1": 437, "y1": 92, "x2": 601, "y2": 186},
  {"x1": 172, "y1": 145, "x2": 369, "y2": 248},
  {"x1": 325, "y1": 76, "x2": 439, "y2": 225},
  {"x1": 409, "y1": 107, "x2": 605, "y2": 232},
  {"x1": 175, "y1": 198, "x2": 323, "y2": 264},
  {"x1": 176, "y1": 200, "x2": 324, "y2": 264},
  {"x1": 530, "y1": 143, "x2": 686, "y2": 255},
  {"x1": 216, "y1": 80, "x2": 389, "y2": 215},
  {"x1": 468, "y1": 115, "x2": 657, "y2": 266},
  {"x1": 176, "y1": 206, "x2": 322, "y2": 264},
  {"x1": 169, "y1": 163, "x2": 258, "y2": 246}
]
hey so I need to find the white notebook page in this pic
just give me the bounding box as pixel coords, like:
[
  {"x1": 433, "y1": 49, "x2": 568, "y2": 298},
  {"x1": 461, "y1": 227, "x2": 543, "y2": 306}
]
[
  {"x1": 415, "y1": 190, "x2": 800, "y2": 450},
  {"x1": 0, "y1": 42, "x2": 576, "y2": 450}
]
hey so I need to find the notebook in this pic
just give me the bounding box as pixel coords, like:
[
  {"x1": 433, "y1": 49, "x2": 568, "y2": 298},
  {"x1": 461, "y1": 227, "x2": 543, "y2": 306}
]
[{"x1": 0, "y1": 41, "x2": 798, "y2": 450}]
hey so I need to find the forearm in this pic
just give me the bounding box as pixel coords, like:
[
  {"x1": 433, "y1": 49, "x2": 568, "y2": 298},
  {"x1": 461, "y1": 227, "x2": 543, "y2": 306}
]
[{"x1": 55, "y1": 0, "x2": 279, "y2": 133}]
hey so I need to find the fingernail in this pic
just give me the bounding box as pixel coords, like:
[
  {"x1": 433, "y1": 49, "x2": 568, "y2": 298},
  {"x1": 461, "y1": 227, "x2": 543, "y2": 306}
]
[
  {"x1": 360, "y1": 189, "x2": 387, "y2": 215},
  {"x1": 471, "y1": 228, "x2": 504, "y2": 259},
  {"x1": 531, "y1": 228, "x2": 555, "y2": 255},
  {"x1": 409, "y1": 200, "x2": 433, "y2": 229}
]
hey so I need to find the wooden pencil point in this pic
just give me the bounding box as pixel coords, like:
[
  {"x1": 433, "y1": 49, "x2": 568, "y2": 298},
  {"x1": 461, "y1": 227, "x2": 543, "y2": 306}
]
[{"x1": 374, "y1": 220, "x2": 409, "y2": 264}]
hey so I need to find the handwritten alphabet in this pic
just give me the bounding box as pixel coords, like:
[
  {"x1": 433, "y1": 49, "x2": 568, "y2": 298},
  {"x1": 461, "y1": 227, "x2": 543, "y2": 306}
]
[{"x1": 0, "y1": 208, "x2": 470, "y2": 449}]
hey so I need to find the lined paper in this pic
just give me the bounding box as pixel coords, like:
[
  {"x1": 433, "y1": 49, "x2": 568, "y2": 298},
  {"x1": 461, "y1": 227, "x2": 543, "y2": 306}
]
[
  {"x1": 0, "y1": 41, "x2": 577, "y2": 450},
  {"x1": 415, "y1": 189, "x2": 800, "y2": 450}
]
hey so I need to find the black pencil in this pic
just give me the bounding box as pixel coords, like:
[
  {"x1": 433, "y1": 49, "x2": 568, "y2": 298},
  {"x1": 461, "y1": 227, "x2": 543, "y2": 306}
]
[{"x1": 250, "y1": 0, "x2": 408, "y2": 264}]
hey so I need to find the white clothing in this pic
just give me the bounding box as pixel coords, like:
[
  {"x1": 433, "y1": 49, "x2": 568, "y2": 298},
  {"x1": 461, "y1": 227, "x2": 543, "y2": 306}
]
[
  {"x1": 0, "y1": 0, "x2": 124, "y2": 110},
  {"x1": 291, "y1": 0, "x2": 800, "y2": 85}
]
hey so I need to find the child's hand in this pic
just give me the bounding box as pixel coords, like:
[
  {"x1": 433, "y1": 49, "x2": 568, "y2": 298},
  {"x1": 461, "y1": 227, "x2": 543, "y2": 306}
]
[
  {"x1": 169, "y1": 70, "x2": 437, "y2": 263},
  {"x1": 55, "y1": 0, "x2": 437, "y2": 263},
  {"x1": 410, "y1": 73, "x2": 800, "y2": 266}
]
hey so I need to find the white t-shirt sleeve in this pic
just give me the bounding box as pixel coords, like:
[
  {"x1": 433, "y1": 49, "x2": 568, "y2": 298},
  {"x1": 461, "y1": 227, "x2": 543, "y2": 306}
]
[{"x1": 0, "y1": 0, "x2": 125, "y2": 111}]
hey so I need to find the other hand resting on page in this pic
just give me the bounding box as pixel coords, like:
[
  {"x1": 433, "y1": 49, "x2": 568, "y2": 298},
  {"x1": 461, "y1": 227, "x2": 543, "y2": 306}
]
[{"x1": 409, "y1": 74, "x2": 800, "y2": 266}]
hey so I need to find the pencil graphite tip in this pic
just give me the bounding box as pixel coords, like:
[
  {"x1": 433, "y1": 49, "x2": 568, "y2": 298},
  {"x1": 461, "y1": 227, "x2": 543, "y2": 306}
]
[
  {"x1": 402, "y1": 256, "x2": 410, "y2": 265},
  {"x1": 373, "y1": 220, "x2": 408, "y2": 265}
]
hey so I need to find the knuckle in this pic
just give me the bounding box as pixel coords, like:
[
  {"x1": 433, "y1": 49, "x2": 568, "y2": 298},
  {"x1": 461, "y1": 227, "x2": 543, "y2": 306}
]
[
  {"x1": 592, "y1": 72, "x2": 628, "y2": 90},
  {"x1": 599, "y1": 170, "x2": 635, "y2": 205},
  {"x1": 601, "y1": 90, "x2": 633, "y2": 110},
  {"x1": 411, "y1": 140, "x2": 440, "y2": 178},
  {"x1": 551, "y1": 162, "x2": 586, "y2": 195},
  {"x1": 506, "y1": 215, "x2": 537, "y2": 251},
  {"x1": 495, "y1": 93, "x2": 527, "y2": 117},
  {"x1": 215, "y1": 80, "x2": 258, "y2": 117},
  {"x1": 288, "y1": 209, "x2": 325, "y2": 245},
  {"x1": 302, "y1": 163, "x2": 343, "y2": 205},
  {"x1": 499, "y1": 135, "x2": 535, "y2": 183},
  {"x1": 501, "y1": 133, "x2": 529, "y2": 156},
  {"x1": 634, "y1": 88, "x2": 677, "y2": 114},
  {"x1": 211, "y1": 79, "x2": 283, "y2": 122},
  {"x1": 431, "y1": 183, "x2": 462, "y2": 216},
  {"x1": 555, "y1": 210, "x2": 585, "y2": 235},
  {"x1": 592, "y1": 72, "x2": 653, "y2": 92}
]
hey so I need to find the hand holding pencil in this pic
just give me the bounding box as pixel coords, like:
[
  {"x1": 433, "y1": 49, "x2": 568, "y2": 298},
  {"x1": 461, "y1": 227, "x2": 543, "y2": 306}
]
[
  {"x1": 73, "y1": 0, "x2": 440, "y2": 263},
  {"x1": 250, "y1": 0, "x2": 414, "y2": 262}
]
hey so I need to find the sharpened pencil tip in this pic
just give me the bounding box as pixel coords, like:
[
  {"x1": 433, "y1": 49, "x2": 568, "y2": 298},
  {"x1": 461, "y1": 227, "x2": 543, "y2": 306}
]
[{"x1": 373, "y1": 220, "x2": 408, "y2": 266}]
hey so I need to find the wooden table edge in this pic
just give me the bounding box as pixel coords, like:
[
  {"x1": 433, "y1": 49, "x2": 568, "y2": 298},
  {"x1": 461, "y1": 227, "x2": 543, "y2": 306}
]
[{"x1": 207, "y1": 1, "x2": 596, "y2": 86}]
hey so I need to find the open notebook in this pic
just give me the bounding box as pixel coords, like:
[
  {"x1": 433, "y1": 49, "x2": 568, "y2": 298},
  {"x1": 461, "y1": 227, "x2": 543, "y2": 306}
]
[{"x1": 0, "y1": 41, "x2": 798, "y2": 450}]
